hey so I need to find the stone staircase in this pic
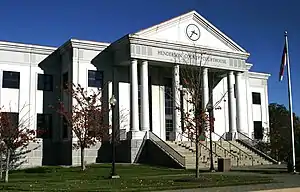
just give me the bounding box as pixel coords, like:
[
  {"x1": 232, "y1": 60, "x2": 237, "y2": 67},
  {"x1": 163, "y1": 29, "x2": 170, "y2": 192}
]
[{"x1": 165, "y1": 139, "x2": 274, "y2": 170}]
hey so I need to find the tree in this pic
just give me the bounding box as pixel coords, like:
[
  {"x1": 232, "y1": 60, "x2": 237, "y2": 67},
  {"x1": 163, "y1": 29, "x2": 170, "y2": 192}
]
[
  {"x1": 0, "y1": 107, "x2": 36, "y2": 182},
  {"x1": 54, "y1": 84, "x2": 110, "y2": 171},
  {"x1": 268, "y1": 103, "x2": 300, "y2": 161}
]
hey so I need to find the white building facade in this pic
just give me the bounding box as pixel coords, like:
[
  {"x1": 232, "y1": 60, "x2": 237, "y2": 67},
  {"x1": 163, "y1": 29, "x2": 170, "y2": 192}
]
[{"x1": 0, "y1": 11, "x2": 270, "y2": 167}]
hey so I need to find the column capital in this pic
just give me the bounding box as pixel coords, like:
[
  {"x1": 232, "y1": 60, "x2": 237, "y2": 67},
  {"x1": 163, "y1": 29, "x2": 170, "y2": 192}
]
[
  {"x1": 235, "y1": 71, "x2": 243, "y2": 76},
  {"x1": 228, "y1": 71, "x2": 234, "y2": 75},
  {"x1": 130, "y1": 59, "x2": 138, "y2": 64}
]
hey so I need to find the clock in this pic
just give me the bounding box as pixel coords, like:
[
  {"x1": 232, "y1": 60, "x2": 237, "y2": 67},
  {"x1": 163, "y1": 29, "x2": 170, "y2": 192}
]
[{"x1": 186, "y1": 24, "x2": 200, "y2": 41}]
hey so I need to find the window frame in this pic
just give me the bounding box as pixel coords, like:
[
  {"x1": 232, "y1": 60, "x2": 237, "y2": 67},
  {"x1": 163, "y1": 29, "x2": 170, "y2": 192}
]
[
  {"x1": 252, "y1": 92, "x2": 261, "y2": 105},
  {"x1": 88, "y1": 70, "x2": 103, "y2": 88},
  {"x1": 36, "y1": 113, "x2": 52, "y2": 139},
  {"x1": 37, "y1": 74, "x2": 53, "y2": 91},
  {"x1": 2, "y1": 71, "x2": 20, "y2": 89}
]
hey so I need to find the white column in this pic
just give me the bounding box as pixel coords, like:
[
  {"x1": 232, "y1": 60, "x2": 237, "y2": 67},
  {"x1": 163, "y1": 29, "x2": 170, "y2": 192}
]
[
  {"x1": 202, "y1": 68, "x2": 209, "y2": 111},
  {"x1": 140, "y1": 60, "x2": 150, "y2": 132},
  {"x1": 173, "y1": 65, "x2": 181, "y2": 140},
  {"x1": 227, "y1": 71, "x2": 237, "y2": 139},
  {"x1": 202, "y1": 68, "x2": 210, "y2": 137},
  {"x1": 127, "y1": 59, "x2": 144, "y2": 140},
  {"x1": 235, "y1": 72, "x2": 243, "y2": 134}
]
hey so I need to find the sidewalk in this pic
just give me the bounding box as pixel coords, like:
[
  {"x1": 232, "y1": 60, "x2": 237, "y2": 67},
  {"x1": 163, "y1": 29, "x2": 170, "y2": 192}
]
[
  {"x1": 160, "y1": 171, "x2": 300, "y2": 192},
  {"x1": 252, "y1": 188, "x2": 300, "y2": 192}
]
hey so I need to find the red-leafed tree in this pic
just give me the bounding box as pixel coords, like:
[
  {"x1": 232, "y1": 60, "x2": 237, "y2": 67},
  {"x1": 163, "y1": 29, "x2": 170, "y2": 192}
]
[
  {"x1": 54, "y1": 84, "x2": 110, "y2": 171},
  {"x1": 0, "y1": 107, "x2": 36, "y2": 182}
]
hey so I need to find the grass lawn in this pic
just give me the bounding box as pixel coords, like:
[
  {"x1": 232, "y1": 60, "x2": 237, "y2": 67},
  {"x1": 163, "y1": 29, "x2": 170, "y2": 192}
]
[{"x1": 0, "y1": 164, "x2": 274, "y2": 191}]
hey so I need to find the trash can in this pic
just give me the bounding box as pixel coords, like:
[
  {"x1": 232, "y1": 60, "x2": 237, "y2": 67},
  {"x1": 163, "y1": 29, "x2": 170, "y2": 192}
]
[{"x1": 218, "y1": 158, "x2": 231, "y2": 172}]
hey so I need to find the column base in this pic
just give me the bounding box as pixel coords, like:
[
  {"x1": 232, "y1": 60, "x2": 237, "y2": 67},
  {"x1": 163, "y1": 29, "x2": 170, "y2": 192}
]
[
  {"x1": 127, "y1": 131, "x2": 145, "y2": 140},
  {"x1": 225, "y1": 132, "x2": 237, "y2": 141}
]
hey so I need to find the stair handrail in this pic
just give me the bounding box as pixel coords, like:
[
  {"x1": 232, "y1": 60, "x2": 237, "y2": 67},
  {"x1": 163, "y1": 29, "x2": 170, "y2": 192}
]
[
  {"x1": 179, "y1": 132, "x2": 239, "y2": 166},
  {"x1": 202, "y1": 133, "x2": 240, "y2": 166},
  {"x1": 212, "y1": 131, "x2": 254, "y2": 166},
  {"x1": 236, "y1": 131, "x2": 279, "y2": 164},
  {"x1": 149, "y1": 132, "x2": 185, "y2": 167},
  {"x1": 178, "y1": 132, "x2": 221, "y2": 158}
]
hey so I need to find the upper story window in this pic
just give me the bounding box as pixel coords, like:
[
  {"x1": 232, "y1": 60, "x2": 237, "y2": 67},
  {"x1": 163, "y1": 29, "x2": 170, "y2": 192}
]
[
  {"x1": 38, "y1": 74, "x2": 53, "y2": 91},
  {"x1": 88, "y1": 70, "x2": 103, "y2": 88},
  {"x1": 252, "y1": 92, "x2": 261, "y2": 105},
  {"x1": 63, "y1": 72, "x2": 68, "y2": 89},
  {"x1": 2, "y1": 71, "x2": 20, "y2": 89}
]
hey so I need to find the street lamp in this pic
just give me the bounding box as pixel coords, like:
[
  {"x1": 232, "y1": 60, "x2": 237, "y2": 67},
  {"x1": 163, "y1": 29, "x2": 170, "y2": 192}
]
[
  {"x1": 109, "y1": 95, "x2": 120, "y2": 179},
  {"x1": 206, "y1": 102, "x2": 215, "y2": 172}
]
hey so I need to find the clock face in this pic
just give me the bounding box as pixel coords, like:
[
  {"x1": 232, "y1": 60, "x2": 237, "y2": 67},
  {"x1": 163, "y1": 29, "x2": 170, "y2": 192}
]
[{"x1": 186, "y1": 24, "x2": 200, "y2": 41}]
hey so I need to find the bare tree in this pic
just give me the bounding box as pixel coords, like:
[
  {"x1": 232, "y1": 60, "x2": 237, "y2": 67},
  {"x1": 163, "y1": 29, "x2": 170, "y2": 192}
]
[{"x1": 169, "y1": 50, "x2": 227, "y2": 178}]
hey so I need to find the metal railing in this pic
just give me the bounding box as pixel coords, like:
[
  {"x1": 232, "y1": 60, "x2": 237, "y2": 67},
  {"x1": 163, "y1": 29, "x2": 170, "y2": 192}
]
[
  {"x1": 236, "y1": 131, "x2": 279, "y2": 164},
  {"x1": 202, "y1": 134, "x2": 240, "y2": 166},
  {"x1": 213, "y1": 131, "x2": 254, "y2": 166},
  {"x1": 178, "y1": 132, "x2": 221, "y2": 158},
  {"x1": 149, "y1": 132, "x2": 185, "y2": 167},
  {"x1": 179, "y1": 132, "x2": 239, "y2": 166}
]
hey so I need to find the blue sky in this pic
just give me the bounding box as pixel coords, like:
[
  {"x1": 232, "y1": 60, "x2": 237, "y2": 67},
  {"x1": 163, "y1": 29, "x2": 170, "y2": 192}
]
[{"x1": 0, "y1": 0, "x2": 299, "y2": 114}]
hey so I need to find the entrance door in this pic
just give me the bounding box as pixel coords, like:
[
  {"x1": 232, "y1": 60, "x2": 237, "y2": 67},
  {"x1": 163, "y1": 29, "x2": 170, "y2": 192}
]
[
  {"x1": 164, "y1": 78, "x2": 173, "y2": 141},
  {"x1": 254, "y1": 121, "x2": 263, "y2": 140}
]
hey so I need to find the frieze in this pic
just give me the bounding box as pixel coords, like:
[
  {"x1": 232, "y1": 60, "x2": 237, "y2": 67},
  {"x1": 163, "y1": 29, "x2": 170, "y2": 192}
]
[{"x1": 130, "y1": 44, "x2": 247, "y2": 71}]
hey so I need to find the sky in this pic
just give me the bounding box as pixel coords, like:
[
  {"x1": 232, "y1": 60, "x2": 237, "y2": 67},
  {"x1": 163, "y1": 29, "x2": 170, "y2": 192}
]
[{"x1": 0, "y1": 0, "x2": 299, "y2": 114}]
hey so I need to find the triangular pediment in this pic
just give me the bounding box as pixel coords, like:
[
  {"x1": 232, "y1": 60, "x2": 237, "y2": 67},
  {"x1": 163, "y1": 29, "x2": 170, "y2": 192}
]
[{"x1": 135, "y1": 11, "x2": 247, "y2": 53}]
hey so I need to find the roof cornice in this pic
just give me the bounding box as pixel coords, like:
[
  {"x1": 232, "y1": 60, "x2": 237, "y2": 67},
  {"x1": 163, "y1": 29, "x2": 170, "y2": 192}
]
[
  {"x1": 70, "y1": 39, "x2": 109, "y2": 51},
  {"x1": 128, "y1": 35, "x2": 250, "y2": 60},
  {"x1": 0, "y1": 41, "x2": 56, "y2": 55},
  {"x1": 249, "y1": 71, "x2": 271, "y2": 80}
]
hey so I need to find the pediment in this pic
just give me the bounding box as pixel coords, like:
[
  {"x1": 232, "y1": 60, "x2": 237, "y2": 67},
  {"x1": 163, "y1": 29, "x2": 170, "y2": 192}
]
[{"x1": 135, "y1": 11, "x2": 247, "y2": 53}]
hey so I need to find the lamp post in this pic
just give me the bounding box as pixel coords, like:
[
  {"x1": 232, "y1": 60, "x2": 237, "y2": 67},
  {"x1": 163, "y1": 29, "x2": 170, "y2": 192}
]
[
  {"x1": 206, "y1": 102, "x2": 215, "y2": 172},
  {"x1": 109, "y1": 95, "x2": 120, "y2": 179}
]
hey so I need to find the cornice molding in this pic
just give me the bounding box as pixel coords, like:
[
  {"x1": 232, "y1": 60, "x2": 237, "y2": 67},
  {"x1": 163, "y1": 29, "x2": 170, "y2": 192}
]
[
  {"x1": 0, "y1": 41, "x2": 56, "y2": 55},
  {"x1": 249, "y1": 71, "x2": 271, "y2": 80},
  {"x1": 246, "y1": 63, "x2": 253, "y2": 70},
  {"x1": 70, "y1": 39, "x2": 109, "y2": 51},
  {"x1": 128, "y1": 35, "x2": 249, "y2": 60}
]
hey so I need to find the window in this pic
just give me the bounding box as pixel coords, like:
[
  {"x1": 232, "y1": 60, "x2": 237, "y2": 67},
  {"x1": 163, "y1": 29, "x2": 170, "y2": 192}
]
[
  {"x1": 254, "y1": 121, "x2": 263, "y2": 140},
  {"x1": 165, "y1": 119, "x2": 173, "y2": 141},
  {"x1": 0, "y1": 112, "x2": 19, "y2": 128},
  {"x1": 38, "y1": 74, "x2": 53, "y2": 91},
  {"x1": 164, "y1": 78, "x2": 173, "y2": 116},
  {"x1": 37, "y1": 114, "x2": 52, "y2": 138},
  {"x1": 252, "y1": 92, "x2": 261, "y2": 104},
  {"x1": 88, "y1": 70, "x2": 103, "y2": 88},
  {"x1": 62, "y1": 117, "x2": 68, "y2": 139},
  {"x1": 2, "y1": 71, "x2": 20, "y2": 89},
  {"x1": 63, "y1": 72, "x2": 68, "y2": 89}
]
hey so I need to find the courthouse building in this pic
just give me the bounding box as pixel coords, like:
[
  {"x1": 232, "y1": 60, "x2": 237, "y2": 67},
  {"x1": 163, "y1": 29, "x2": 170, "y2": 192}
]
[{"x1": 0, "y1": 11, "x2": 270, "y2": 167}]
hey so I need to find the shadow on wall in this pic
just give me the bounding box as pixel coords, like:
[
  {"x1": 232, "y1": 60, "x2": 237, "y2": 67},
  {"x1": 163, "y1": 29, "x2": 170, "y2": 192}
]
[
  {"x1": 39, "y1": 51, "x2": 72, "y2": 166},
  {"x1": 96, "y1": 140, "x2": 183, "y2": 169}
]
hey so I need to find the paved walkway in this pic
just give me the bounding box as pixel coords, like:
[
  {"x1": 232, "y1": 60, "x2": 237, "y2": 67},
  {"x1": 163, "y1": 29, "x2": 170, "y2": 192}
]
[{"x1": 160, "y1": 164, "x2": 300, "y2": 192}]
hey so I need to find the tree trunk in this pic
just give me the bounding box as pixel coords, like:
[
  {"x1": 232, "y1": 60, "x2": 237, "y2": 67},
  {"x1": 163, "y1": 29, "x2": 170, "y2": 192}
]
[
  {"x1": 5, "y1": 149, "x2": 10, "y2": 183},
  {"x1": 80, "y1": 147, "x2": 85, "y2": 171},
  {"x1": 0, "y1": 151, "x2": 3, "y2": 179},
  {"x1": 195, "y1": 136, "x2": 199, "y2": 178}
]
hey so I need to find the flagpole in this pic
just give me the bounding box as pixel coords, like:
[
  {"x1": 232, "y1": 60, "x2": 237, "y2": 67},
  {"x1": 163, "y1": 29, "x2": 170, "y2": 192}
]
[{"x1": 285, "y1": 31, "x2": 296, "y2": 173}]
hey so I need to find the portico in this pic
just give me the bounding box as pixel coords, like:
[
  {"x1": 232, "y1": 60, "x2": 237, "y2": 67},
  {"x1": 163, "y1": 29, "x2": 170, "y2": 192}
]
[{"x1": 92, "y1": 10, "x2": 269, "y2": 146}]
